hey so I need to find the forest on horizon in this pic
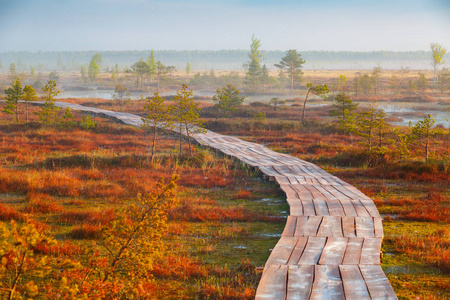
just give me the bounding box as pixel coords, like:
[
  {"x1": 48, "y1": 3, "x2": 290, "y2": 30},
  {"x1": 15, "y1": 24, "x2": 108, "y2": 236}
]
[{"x1": 0, "y1": 49, "x2": 439, "y2": 71}]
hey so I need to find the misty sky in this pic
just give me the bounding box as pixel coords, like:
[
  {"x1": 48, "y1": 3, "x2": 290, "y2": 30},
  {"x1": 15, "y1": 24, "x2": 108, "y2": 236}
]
[{"x1": 1, "y1": 0, "x2": 449, "y2": 52}]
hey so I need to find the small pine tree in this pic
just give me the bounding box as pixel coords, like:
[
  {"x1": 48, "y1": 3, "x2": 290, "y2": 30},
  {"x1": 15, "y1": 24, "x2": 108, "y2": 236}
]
[
  {"x1": 302, "y1": 82, "x2": 330, "y2": 124},
  {"x1": 409, "y1": 114, "x2": 445, "y2": 161},
  {"x1": 329, "y1": 92, "x2": 358, "y2": 131},
  {"x1": 36, "y1": 80, "x2": 59, "y2": 124},
  {"x1": 352, "y1": 104, "x2": 387, "y2": 152},
  {"x1": 142, "y1": 92, "x2": 173, "y2": 161},
  {"x1": 171, "y1": 84, "x2": 205, "y2": 155},
  {"x1": 23, "y1": 85, "x2": 37, "y2": 122},
  {"x1": 60, "y1": 108, "x2": 77, "y2": 128},
  {"x1": 3, "y1": 78, "x2": 24, "y2": 122}
]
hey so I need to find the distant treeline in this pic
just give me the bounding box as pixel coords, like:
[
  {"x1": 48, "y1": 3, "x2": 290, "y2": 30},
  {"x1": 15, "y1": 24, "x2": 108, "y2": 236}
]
[{"x1": 0, "y1": 50, "x2": 436, "y2": 71}]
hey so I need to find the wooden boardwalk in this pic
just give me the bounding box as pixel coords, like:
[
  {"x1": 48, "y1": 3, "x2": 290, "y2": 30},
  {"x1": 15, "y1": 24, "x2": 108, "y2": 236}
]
[{"x1": 50, "y1": 102, "x2": 397, "y2": 300}]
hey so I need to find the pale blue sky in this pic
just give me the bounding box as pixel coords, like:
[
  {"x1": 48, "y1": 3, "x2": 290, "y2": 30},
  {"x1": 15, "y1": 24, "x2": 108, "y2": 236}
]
[{"x1": 0, "y1": 0, "x2": 449, "y2": 51}]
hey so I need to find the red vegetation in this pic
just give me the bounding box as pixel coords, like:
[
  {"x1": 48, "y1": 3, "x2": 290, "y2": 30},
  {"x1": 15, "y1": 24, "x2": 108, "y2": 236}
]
[
  {"x1": 57, "y1": 208, "x2": 116, "y2": 225},
  {"x1": 69, "y1": 224, "x2": 102, "y2": 239}
]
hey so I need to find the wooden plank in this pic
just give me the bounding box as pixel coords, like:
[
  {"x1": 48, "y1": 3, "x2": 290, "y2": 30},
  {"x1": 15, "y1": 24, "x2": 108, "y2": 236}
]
[
  {"x1": 342, "y1": 216, "x2": 356, "y2": 237},
  {"x1": 295, "y1": 175, "x2": 307, "y2": 185},
  {"x1": 280, "y1": 184, "x2": 299, "y2": 199},
  {"x1": 282, "y1": 216, "x2": 297, "y2": 237},
  {"x1": 326, "y1": 199, "x2": 346, "y2": 216},
  {"x1": 298, "y1": 237, "x2": 327, "y2": 265},
  {"x1": 339, "y1": 199, "x2": 358, "y2": 216},
  {"x1": 374, "y1": 217, "x2": 384, "y2": 238},
  {"x1": 356, "y1": 217, "x2": 375, "y2": 238},
  {"x1": 317, "y1": 216, "x2": 343, "y2": 237},
  {"x1": 310, "y1": 265, "x2": 345, "y2": 300},
  {"x1": 322, "y1": 185, "x2": 350, "y2": 200},
  {"x1": 360, "y1": 238, "x2": 382, "y2": 265},
  {"x1": 255, "y1": 265, "x2": 288, "y2": 300},
  {"x1": 318, "y1": 237, "x2": 347, "y2": 265},
  {"x1": 313, "y1": 198, "x2": 330, "y2": 216},
  {"x1": 287, "y1": 237, "x2": 308, "y2": 265},
  {"x1": 360, "y1": 265, "x2": 398, "y2": 300},
  {"x1": 313, "y1": 184, "x2": 338, "y2": 200},
  {"x1": 301, "y1": 199, "x2": 316, "y2": 216},
  {"x1": 286, "y1": 265, "x2": 314, "y2": 300},
  {"x1": 361, "y1": 200, "x2": 381, "y2": 217},
  {"x1": 292, "y1": 184, "x2": 314, "y2": 200},
  {"x1": 265, "y1": 237, "x2": 297, "y2": 266},
  {"x1": 342, "y1": 237, "x2": 364, "y2": 265},
  {"x1": 305, "y1": 185, "x2": 326, "y2": 200},
  {"x1": 287, "y1": 176, "x2": 299, "y2": 185},
  {"x1": 275, "y1": 175, "x2": 290, "y2": 185},
  {"x1": 339, "y1": 265, "x2": 371, "y2": 299},
  {"x1": 351, "y1": 200, "x2": 371, "y2": 217},
  {"x1": 286, "y1": 198, "x2": 302, "y2": 208},
  {"x1": 294, "y1": 216, "x2": 308, "y2": 237},
  {"x1": 300, "y1": 216, "x2": 322, "y2": 236},
  {"x1": 290, "y1": 205, "x2": 303, "y2": 216}
]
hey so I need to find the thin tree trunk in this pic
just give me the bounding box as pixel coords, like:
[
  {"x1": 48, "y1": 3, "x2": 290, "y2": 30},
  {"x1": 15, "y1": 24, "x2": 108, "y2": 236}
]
[
  {"x1": 151, "y1": 123, "x2": 157, "y2": 161},
  {"x1": 291, "y1": 69, "x2": 294, "y2": 91},
  {"x1": 179, "y1": 123, "x2": 182, "y2": 154},
  {"x1": 301, "y1": 89, "x2": 311, "y2": 124}
]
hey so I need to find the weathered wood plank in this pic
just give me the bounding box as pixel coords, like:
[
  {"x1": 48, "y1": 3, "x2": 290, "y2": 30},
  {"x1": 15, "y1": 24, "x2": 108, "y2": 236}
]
[
  {"x1": 360, "y1": 265, "x2": 398, "y2": 300},
  {"x1": 302, "y1": 199, "x2": 316, "y2": 216},
  {"x1": 339, "y1": 199, "x2": 358, "y2": 216},
  {"x1": 289, "y1": 204, "x2": 303, "y2": 216},
  {"x1": 255, "y1": 265, "x2": 288, "y2": 300},
  {"x1": 351, "y1": 200, "x2": 371, "y2": 217},
  {"x1": 282, "y1": 216, "x2": 297, "y2": 237},
  {"x1": 326, "y1": 199, "x2": 346, "y2": 216},
  {"x1": 342, "y1": 237, "x2": 364, "y2": 265},
  {"x1": 313, "y1": 198, "x2": 330, "y2": 216},
  {"x1": 298, "y1": 237, "x2": 327, "y2": 265},
  {"x1": 287, "y1": 237, "x2": 308, "y2": 265},
  {"x1": 356, "y1": 217, "x2": 375, "y2": 238},
  {"x1": 342, "y1": 216, "x2": 356, "y2": 237},
  {"x1": 374, "y1": 217, "x2": 384, "y2": 238},
  {"x1": 339, "y1": 265, "x2": 371, "y2": 299},
  {"x1": 318, "y1": 237, "x2": 347, "y2": 265},
  {"x1": 317, "y1": 216, "x2": 343, "y2": 237},
  {"x1": 292, "y1": 184, "x2": 314, "y2": 200},
  {"x1": 361, "y1": 200, "x2": 381, "y2": 217},
  {"x1": 280, "y1": 184, "x2": 299, "y2": 199},
  {"x1": 294, "y1": 216, "x2": 308, "y2": 237},
  {"x1": 287, "y1": 265, "x2": 314, "y2": 300},
  {"x1": 310, "y1": 265, "x2": 345, "y2": 300},
  {"x1": 300, "y1": 216, "x2": 322, "y2": 236},
  {"x1": 360, "y1": 238, "x2": 382, "y2": 265},
  {"x1": 265, "y1": 237, "x2": 297, "y2": 266}
]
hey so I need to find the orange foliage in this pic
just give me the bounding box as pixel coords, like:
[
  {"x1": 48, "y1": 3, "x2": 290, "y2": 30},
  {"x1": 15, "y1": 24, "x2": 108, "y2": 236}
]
[
  {"x1": 233, "y1": 189, "x2": 256, "y2": 200},
  {"x1": 69, "y1": 224, "x2": 102, "y2": 239},
  {"x1": 0, "y1": 203, "x2": 22, "y2": 221},
  {"x1": 151, "y1": 255, "x2": 208, "y2": 279},
  {"x1": 23, "y1": 192, "x2": 63, "y2": 214},
  {"x1": 57, "y1": 208, "x2": 116, "y2": 225}
]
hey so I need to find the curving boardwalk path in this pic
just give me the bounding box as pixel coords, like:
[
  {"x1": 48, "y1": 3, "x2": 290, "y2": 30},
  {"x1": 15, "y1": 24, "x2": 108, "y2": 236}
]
[{"x1": 50, "y1": 101, "x2": 397, "y2": 300}]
